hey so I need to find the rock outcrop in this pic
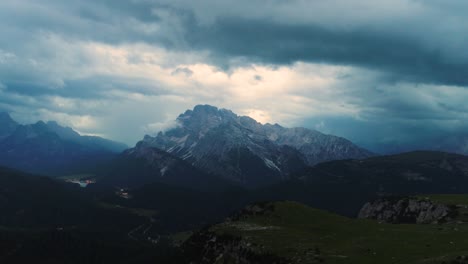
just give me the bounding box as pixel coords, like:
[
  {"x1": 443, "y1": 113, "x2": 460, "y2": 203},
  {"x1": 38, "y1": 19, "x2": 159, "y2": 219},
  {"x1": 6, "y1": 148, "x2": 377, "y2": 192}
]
[{"x1": 358, "y1": 197, "x2": 458, "y2": 224}]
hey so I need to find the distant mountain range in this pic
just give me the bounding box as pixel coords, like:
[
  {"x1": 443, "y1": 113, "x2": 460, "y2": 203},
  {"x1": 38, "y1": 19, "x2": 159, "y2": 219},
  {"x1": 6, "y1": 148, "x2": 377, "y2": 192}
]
[
  {"x1": 0, "y1": 112, "x2": 127, "y2": 175},
  {"x1": 365, "y1": 134, "x2": 468, "y2": 156},
  {"x1": 0, "y1": 105, "x2": 374, "y2": 188},
  {"x1": 7, "y1": 104, "x2": 468, "y2": 194},
  {"x1": 128, "y1": 105, "x2": 373, "y2": 187}
]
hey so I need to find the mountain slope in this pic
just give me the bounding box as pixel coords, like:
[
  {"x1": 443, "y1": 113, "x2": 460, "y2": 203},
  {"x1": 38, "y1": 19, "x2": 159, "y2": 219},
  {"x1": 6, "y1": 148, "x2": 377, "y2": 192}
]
[
  {"x1": 45, "y1": 120, "x2": 127, "y2": 152},
  {"x1": 262, "y1": 124, "x2": 373, "y2": 165},
  {"x1": 0, "y1": 166, "x2": 184, "y2": 263},
  {"x1": 99, "y1": 146, "x2": 235, "y2": 191},
  {"x1": 138, "y1": 105, "x2": 371, "y2": 186},
  {"x1": 0, "y1": 166, "x2": 142, "y2": 229}
]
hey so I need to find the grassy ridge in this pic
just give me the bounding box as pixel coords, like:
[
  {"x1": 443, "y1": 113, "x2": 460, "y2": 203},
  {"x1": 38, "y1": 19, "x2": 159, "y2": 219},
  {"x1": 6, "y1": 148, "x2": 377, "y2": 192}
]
[{"x1": 210, "y1": 200, "x2": 468, "y2": 264}]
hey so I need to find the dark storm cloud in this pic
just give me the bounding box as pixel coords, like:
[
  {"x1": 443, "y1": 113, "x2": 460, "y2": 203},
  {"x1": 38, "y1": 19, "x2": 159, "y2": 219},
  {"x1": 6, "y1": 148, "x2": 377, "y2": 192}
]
[
  {"x1": 1, "y1": 0, "x2": 468, "y2": 148},
  {"x1": 0, "y1": 1, "x2": 185, "y2": 54},
  {"x1": 2, "y1": 76, "x2": 169, "y2": 100},
  {"x1": 1, "y1": 1, "x2": 466, "y2": 84},
  {"x1": 3, "y1": 0, "x2": 467, "y2": 87},
  {"x1": 186, "y1": 17, "x2": 468, "y2": 86}
]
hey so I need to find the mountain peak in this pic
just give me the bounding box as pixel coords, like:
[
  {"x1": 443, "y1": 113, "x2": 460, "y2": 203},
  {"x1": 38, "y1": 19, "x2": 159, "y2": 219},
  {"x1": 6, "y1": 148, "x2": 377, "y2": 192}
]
[
  {"x1": 136, "y1": 105, "x2": 373, "y2": 186},
  {"x1": 46, "y1": 120, "x2": 60, "y2": 127},
  {"x1": 0, "y1": 112, "x2": 16, "y2": 123},
  {"x1": 193, "y1": 104, "x2": 219, "y2": 113},
  {"x1": 188, "y1": 104, "x2": 237, "y2": 119},
  {"x1": 35, "y1": 120, "x2": 47, "y2": 126},
  {"x1": 0, "y1": 112, "x2": 19, "y2": 139},
  {"x1": 176, "y1": 105, "x2": 238, "y2": 132}
]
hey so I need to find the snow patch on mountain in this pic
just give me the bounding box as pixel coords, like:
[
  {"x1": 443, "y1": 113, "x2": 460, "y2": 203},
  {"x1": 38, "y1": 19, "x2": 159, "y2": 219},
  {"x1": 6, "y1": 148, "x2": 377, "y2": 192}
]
[{"x1": 263, "y1": 158, "x2": 281, "y2": 172}]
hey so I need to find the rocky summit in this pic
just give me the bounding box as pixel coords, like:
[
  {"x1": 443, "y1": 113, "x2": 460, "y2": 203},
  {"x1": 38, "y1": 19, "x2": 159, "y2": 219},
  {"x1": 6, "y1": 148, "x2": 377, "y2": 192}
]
[{"x1": 133, "y1": 105, "x2": 373, "y2": 186}]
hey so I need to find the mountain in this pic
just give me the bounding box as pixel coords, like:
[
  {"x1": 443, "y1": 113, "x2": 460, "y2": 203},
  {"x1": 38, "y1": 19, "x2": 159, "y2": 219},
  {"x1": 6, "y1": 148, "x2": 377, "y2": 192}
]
[
  {"x1": 45, "y1": 120, "x2": 128, "y2": 152},
  {"x1": 262, "y1": 124, "x2": 374, "y2": 164},
  {"x1": 98, "y1": 146, "x2": 236, "y2": 191},
  {"x1": 0, "y1": 114, "x2": 127, "y2": 175},
  {"x1": 136, "y1": 105, "x2": 372, "y2": 187},
  {"x1": 0, "y1": 112, "x2": 18, "y2": 140}
]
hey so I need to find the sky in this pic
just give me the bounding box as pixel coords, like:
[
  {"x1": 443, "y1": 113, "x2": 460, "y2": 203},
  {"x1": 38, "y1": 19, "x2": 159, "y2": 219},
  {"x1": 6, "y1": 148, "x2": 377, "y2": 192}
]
[{"x1": 1, "y1": 0, "x2": 468, "y2": 152}]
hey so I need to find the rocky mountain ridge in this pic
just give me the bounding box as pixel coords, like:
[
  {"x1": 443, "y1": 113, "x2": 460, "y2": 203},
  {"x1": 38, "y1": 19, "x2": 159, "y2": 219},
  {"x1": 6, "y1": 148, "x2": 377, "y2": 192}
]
[{"x1": 135, "y1": 105, "x2": 372, "y2": 186}]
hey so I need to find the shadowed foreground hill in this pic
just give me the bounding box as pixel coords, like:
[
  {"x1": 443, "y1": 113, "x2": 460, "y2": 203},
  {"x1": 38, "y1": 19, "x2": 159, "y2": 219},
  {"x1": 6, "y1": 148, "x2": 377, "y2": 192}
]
[{"x1": 182, "y1": 201, "x2": 468, "y2": 264}]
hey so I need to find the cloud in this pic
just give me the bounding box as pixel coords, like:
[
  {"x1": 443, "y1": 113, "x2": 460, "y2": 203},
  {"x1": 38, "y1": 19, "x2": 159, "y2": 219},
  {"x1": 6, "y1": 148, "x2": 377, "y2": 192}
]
[
  {"x1": 144, "y1": 119, "x2": 181, "y2": 135},
  {"x1": 171, "y1": 67, "x2": 194, "y2": 77},
  {"x1": 1, "y1": 0, "x2": 468, "y2": 151}
]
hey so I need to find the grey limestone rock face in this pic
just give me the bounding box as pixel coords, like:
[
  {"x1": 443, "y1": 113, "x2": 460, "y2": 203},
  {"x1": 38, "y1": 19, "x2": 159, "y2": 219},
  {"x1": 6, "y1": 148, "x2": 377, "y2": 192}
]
[
  {"x1": 136, "y1": 105, "x2": 372, "y2": 186},
  {"x1": 358, "y1": 197, "x2": 457, "y2": 224},
  {"x1": 262, "y1": 124, "x2": 374, "y2": 165}
]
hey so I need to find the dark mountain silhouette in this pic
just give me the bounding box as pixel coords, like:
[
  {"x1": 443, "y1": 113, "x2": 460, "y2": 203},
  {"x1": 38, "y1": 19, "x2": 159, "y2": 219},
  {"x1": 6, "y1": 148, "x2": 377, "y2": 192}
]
[{"x1": 0, "y1": 113, "x2": 127, "y2": 176}]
